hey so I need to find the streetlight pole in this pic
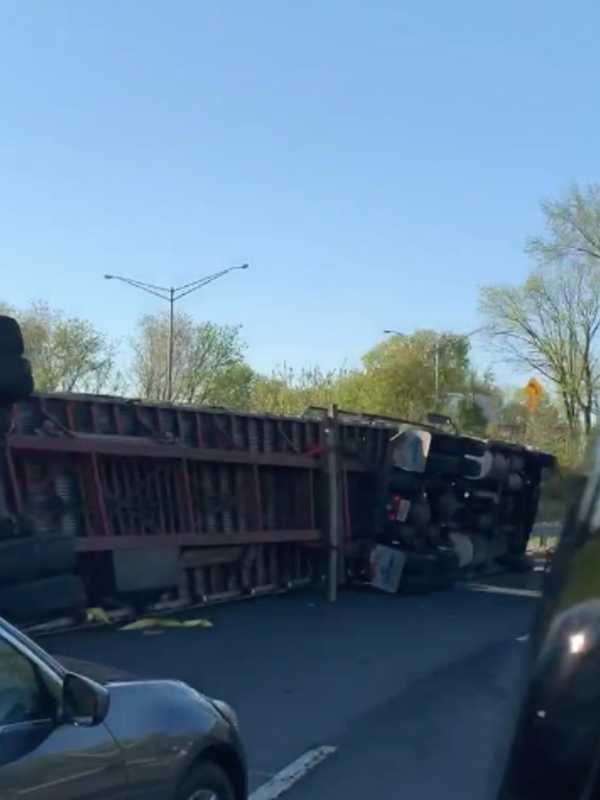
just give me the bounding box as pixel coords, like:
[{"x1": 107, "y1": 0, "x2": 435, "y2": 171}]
[
  {"x1": 105, "y1": 264, "x2": 249, "y2": 402},
  {"x1": 168, "y1": 287, "x2": 175, "y2": 402}
]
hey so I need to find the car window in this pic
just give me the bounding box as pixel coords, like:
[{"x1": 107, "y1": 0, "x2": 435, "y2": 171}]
[{"x1": 0, "y1": 636, "x2": 55, "y2": 726}]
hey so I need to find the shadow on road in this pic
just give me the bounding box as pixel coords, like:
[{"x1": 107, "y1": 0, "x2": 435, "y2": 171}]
[{"x1": 41, "y1": 587, "x2": 536, "y2": 795}]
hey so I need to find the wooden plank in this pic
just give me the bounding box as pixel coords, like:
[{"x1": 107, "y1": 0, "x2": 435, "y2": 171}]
[
  {"x1": 4, "y1": 447, "x2": 23, "y2": 513},
  {"x1": 116, "y1": 459, "x2": 134, "y2": 534},
  {"x1": 90, "y1": 453, "x2": 111, "y2": 536},
  {"x1": 74, "y1": 456, "x2": 94, "y2": 537},
  {"x1": 192, "y1": 566, "x2": 207, "y2": 599},
  {"x1": 75, "y1": 529, "x2": 320, "y2": 551},
  {"x1": 308, "y1": 469, "x2": 316, "y2": 529},
  {"x1": 179, "y1": 459, "x2": 197, "y2": 532},
  {"x1": 268, "y1": 544, "x2": 279, "y2": 586},
  {"x1": 241, "y1": 544, "x2": 259, "y2": 590},
  {"x1": 235, "y1": 465, "x2": 247, "y2": 532},
  {"x1": 253, "y1": 464, "x2": 264, "y2": 530},
  {"x1": 102, "y1": 459, "x2": 125, "y2": 535},
  {"x1": 132, "y1": 461, "x2": 150, "y2": 534},
  {"x1": 219, "y1": 465, "x2": 234, "y2": 534},
  {"x1": 161, "y1": 466, "x2": 177, "y2": 532},
  {"x1": 202, "y1": 465, "x2": 217, "y2": 533},
  {"x1": 256, "y1": 545, "x2": 266, "y2": 586},
  {"x1": 152, "y1": 466, "x2": 168, "y2": 535},
  {"x1": 177, "y1": 567, "x2": 192, "y2": 604}
]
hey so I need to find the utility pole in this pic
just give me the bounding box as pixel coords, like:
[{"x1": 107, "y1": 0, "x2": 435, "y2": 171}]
[
  {"x1": 105, "y1": 264, "x2": 249, "y2": 402},
  {"x1": 168, "y1": 287, "x2": 175, "y2": 403}
]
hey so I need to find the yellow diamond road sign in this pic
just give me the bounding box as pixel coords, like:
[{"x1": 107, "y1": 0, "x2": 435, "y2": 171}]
[{"x1": 523, "y1": 377, "x2": 543, "y2": 411}]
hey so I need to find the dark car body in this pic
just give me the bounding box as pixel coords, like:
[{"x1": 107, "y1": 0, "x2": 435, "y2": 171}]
[
  {"x1": 497, "y1": 447, "x2": 600, "y2": 799},
  {"x1": 0, "y1": 617, "x2": 247, "y2": 799}
]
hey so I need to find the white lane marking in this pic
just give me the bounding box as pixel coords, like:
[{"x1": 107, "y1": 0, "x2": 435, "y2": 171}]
[
  {"x1": 250, "y1": 746, "x2": 337, "y2": 800},
  {"x1": 460, "y1": 582, "x2": 541, "y2": 598},
  {"x1": 516, "y1": 634, "x2": 530, "y2": 642}
]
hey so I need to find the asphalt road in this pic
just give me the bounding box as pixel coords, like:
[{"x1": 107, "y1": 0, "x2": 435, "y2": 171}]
[{"x1": 41, "y1": 584, "x2": 537, "y2": 799}]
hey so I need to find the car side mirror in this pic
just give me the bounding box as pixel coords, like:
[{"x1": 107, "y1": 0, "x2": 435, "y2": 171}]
[{"x1": 62, "y1": 673, "x2": 110, "y2": 727}]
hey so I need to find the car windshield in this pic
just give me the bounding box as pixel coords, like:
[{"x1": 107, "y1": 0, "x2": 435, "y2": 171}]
[{"x1": 0, "y1": 3, "x2": 598, "y2": 799}]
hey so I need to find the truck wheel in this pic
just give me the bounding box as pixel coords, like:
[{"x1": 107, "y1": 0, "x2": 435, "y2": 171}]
[
  {"x1": 0, "y1": 538, "x2": 38, "y2": 584},
  {"x1": 431, "y1": 434, "x2": 486, "y2": 457},
  {"x1": 427, "y1": 454, "x2": 481, "y2": 478},
  {"x1": 0, "y1": 574, "x2": 87, "y2": 623},
  {"x1": 387, "y1": 472, "x2": 422, "y2": 494},
  {"x1": 0, "y1": 317, "x2": 24, "y2": 356},
  {"x1": 34, "y1": 536, "x2": 77, "y2": 577},
  {"x1": 177, "y1": 761, "x2": 237, "y2": 800},
  {"x1": 0, "y1": 356, "x2": 33, "y2": 404}
]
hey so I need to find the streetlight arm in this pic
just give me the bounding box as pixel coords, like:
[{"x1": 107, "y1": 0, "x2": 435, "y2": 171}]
[
  {"x1": 173, "y1": 265, "x2": 248, "y2": 301},
  {"x1": 105, "y1": 275, "x2": 171, "y2": 300}
]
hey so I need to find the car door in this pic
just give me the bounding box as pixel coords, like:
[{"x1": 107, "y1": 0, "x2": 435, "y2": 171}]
[{"x1": 0, "y1": 625, "x2": 129, "y2": 800}]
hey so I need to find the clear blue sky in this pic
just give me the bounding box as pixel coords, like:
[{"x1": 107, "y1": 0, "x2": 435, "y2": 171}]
[{"x1": 1, "y1": 1, "x2": 599, "y2": 383}]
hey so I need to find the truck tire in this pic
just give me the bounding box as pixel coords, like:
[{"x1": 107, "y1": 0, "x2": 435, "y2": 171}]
[
  {"x1": 431, "y1": 434, "x2": 486, "y2": 457},
  {"x1": 408, "y1": 497, "x2": 432, "y2": 526},
  {"x1": 0, "y1": 317, "x2": 24, "y2": 356},
  {"x1": 401, "y1": 550, "x2": 456, "y2": 590},
  {"x1": 0, "y1": 574, "x2": 87, "y2": 623},
  {"x1": 0, "y1": 406, "x2": 12, "y2": 435},
  {"x1": 0, "y1": 538, "x2": 38, "y2": 584},
  {"x1": 433, "y1": 490, "x2": 461, "y2": 521},
  {"x1": 387, "y1": 471, "x2": 422, "y2": 494},
  {"x1": 507, "y1": 525, "x2": 530, "y2": 556},
  {"x1": 403, "y1": 550, "x2": 443, "y2": 574},
  {"x1": 427, "y1": 454, "x2": 481, "y2": 478},
  {"x1": 506, "y1": 473, "x2": 525, "y2": 492},
  {"x1": 0, "y1": 535, "x2": 76, "y2": 581},
  {"x1": 34, "y1": 536, "x2": 77, "y2": 577},
  {"x1": 0, "y1": 356, "x2": 33, "y2": 404}
]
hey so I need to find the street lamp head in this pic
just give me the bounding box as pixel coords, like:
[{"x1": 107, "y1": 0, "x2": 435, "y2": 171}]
[
  {"x1": 383, "y1": 329, "x2": 404, "y2": 336},
  {"x1": 104, "y1": 274, "x2": 114, "y2": 280},
  {"x1": 240, "y1": 263, "x2": 249, "y2": 270}
]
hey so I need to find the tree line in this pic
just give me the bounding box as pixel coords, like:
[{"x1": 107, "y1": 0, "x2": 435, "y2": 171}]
[{"x1": 5, "y1": 183, "x2": 600, "y2": 466}]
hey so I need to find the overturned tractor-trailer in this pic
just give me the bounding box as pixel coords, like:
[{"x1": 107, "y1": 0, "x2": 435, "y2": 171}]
[
  {"x1": 0, "y1": 310, "x2": 554, "y2": 625},
  {"x1": 0, "y1": 388, "x2": 554, "y2": 624}
]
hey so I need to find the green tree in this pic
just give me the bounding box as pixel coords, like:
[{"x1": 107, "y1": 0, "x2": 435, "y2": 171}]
[
  {"x1": 489, "y1": 390, "x2": 574, "y2": 464},
  {"x1": 480, "y1": 259, "x2": 600, "y2": 437},
  {"x1": 248, "y1": 365, "x2": 350, "y2": 415},
  {"x1": 526, "y1": 184, "x2": 600, "y2": 266},
  {"x1": 483, "y1": 184, "x2": 600, "y2": 439},
  {"x1": 207, "y1": 361, "x2": 255, "y2": 410},
  {"x1": 0, "y1": 301, "x2": 119, "y2": 393},
  {"x1": 131, "y1": 311, "x2": 249, "y2": 405},
  {"x1": 357, "y1": 330, "x2": 471, "y2": 420}
]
